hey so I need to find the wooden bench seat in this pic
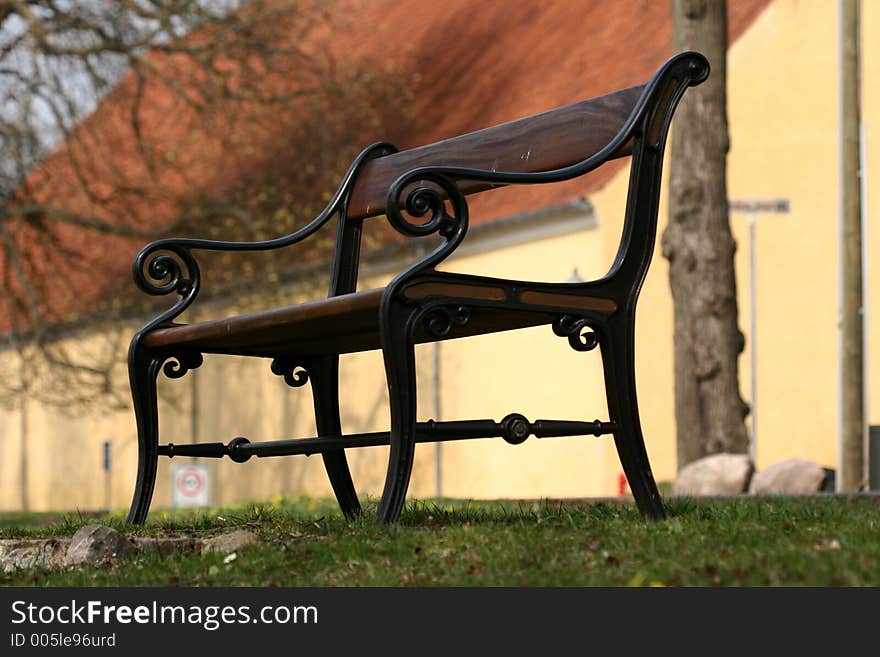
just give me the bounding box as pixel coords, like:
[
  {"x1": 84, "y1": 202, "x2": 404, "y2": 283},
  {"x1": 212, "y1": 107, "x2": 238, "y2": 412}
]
[
  {"x1": 144, "y1": 283, "x2": 619, "y2": 357},
  {"x1": 124, "y1": 52, "x2": 710, "y2": 525}
]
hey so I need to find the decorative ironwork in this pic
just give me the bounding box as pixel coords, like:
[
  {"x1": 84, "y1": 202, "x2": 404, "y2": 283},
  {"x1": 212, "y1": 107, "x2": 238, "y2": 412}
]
[
  {"x1": 157, "y1": 436, "x2": 251, "y2": 462},
  {"x1": 384, "y1": 170, "x2": 471, "y2": 287},
  {"x1": 130, "y1": 142, "x2": 397, "y2": 334},
  {"x1": 227, "y1": 437, "x2": 252, "y2": 463},
  {"x1": 270, "y1": 357, "x2": 311, "y2": 388},
  {"x1": 500, "y1": 413, "x2": 530, "y2": 445},
  {"x1": 136, "y1": 243, "x2": 200, "y2": 298},
  {"x1": 161, "y1": 351, "x2": 204, "y2": 379},
  {"x1": 423, "y1": 305, "x2": 471, "y2": 338},
  {"x1": 552, "y1": 315, "x2": 599, "y2": 352},
  {"x1": 377, "y1": 55, "x2": 711, "y2": 525},
  {"x1": 386, "y1": 174, "x2": 468, "y2": 239},
  {"x1": 153, "y1": 415, "x2": 618, "y2": 460}
]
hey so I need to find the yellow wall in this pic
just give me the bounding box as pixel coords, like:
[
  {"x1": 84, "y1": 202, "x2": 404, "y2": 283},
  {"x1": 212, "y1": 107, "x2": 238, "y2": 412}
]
[
  {"x1": 727, "y1": 0, "x2": 879, "y2": 466},
  {"x1": 2, "y1": 0, "x2": 878, "y2": 513},
  {"x1": 862, "y1": 0, "x2": 880, "y2": 438},
  {"x1": 432, "y1": 225, "x2": 614, "y2": 498},
  {"x1": 728, "y1": 0, "x2": 841, "y2": 468}
]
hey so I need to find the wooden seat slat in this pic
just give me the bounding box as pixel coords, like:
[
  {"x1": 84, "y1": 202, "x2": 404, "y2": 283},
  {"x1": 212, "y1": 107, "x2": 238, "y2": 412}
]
[
  {"x1": 143, "y1": 288, "x2": 385, "y2": 354},
  {"x1": 143, "y1": 285, "x2": 617, "y2": 356}
]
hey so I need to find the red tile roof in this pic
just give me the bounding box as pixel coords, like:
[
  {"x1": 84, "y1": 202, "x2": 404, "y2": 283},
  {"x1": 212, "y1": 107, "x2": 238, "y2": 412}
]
[{"x1": 2, "y1": 0, "x2": 770, "y2": 333}]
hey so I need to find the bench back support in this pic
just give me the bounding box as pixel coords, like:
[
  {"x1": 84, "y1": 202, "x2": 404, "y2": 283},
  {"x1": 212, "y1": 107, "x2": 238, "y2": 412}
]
[
  {"x1": 325, "y1": 85, "x2": 644, "y2": 298},
  {"x1": 344, "y1": 85, "x2": 644, "y2": 221},
  {"x1": 336, "y1": 52, "x2": 710, "y2": 307}
]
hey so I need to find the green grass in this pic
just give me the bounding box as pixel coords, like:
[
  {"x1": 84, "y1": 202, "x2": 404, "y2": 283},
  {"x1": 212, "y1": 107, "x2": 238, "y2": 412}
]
[{"x1": 2, "y1": 495, "x2": 879, "y2": 586}]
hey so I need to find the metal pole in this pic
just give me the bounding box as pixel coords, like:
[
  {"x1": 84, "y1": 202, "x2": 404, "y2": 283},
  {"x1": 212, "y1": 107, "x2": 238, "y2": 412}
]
[
  {"x1": 730, "y1": 199, "x2": 789, "y2": 463},
  {"x1": 748, "y1": 212, "x2": 757, "y2": 463},
  {"x1": 839, "y1": 0, "x2": 865, "y2": 491},
  {"x1": 103, "y1": 440, "x2": 111, "y2": 511},
  {"x1": 190, "y1": 371, "x2": 199, "y2": 449},
  {"x1": 19, "y1": 392, "x2": 28, "y2": 512},
  {"x1": 860, "y1": 120, "x2": 870, "y2": 483},
  {"x1": 433, "y1": 341, "x2": 442, "y2": 498}
]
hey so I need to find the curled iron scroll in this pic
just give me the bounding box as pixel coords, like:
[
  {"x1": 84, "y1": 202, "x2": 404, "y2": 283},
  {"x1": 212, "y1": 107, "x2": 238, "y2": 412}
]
[
  {"x1": 552, "y1": 315, "x2": 599, "y2": 352},
  {"x1": 161, "y1": 351, "x2": 204, "y2": 379},
  {"x1": 270, "y1": 357, "x2": 310, "y2": 388}
]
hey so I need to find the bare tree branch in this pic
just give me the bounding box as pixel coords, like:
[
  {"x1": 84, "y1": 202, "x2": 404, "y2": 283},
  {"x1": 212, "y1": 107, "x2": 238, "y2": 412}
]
[{"x1": 0, "y1": 0, "x2": 414, "y2": 410}]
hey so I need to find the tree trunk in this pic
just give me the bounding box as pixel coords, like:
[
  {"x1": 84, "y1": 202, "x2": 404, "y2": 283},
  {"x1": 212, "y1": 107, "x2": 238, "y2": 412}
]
[{"x1": 662, "y1": 0, "x2": 749, "y2": 468}]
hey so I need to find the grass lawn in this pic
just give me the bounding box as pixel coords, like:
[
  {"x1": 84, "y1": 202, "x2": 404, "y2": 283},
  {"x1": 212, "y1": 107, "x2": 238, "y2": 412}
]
[{"x1": 1, "y1": 495, "x2": 879, "y2": 586}]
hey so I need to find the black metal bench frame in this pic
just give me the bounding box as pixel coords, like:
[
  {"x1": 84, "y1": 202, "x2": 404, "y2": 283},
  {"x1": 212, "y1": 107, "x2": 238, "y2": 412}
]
[{"x1": 126, "y1": 51, "x2": 709, "y2": 524}]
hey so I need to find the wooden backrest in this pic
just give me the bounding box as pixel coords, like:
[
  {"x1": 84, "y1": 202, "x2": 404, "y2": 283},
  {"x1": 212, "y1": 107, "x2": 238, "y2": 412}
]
[
  {"x1": 327, "y1": 51, "x2": 708, "y2": 299},
  {"x1": 345, "y1": 85, "x2": 645, "y2": 221}
]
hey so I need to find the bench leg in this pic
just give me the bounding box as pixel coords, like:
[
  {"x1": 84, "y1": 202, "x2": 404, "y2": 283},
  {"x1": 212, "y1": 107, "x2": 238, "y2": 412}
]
[
  {"x1": 309, "y1": 355, "x2": 362, "y2": 520},
  {"x1": 600, "y1": 315, "x2": 666, "y2": 520},
  {"x1": 126, "y1": 342, "x2": 163, "y2": 525},
  {"x1": 376, "y1": 301, "x2": 418, "y2": 524}
]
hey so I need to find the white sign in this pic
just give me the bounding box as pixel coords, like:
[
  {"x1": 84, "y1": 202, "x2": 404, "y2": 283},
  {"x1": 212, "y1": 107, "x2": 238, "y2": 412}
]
[
  {"x1": 729, "y1": 198, "x2": 790, "y2": 214},
  {"x1": 171, "y1": 463, "x2": 211, "y2": 508}
]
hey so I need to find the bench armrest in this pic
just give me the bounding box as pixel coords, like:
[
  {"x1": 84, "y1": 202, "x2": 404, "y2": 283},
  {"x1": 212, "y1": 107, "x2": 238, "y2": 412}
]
[{"x1": 131, "y1": 142, "x2": 395, "y2": 332}]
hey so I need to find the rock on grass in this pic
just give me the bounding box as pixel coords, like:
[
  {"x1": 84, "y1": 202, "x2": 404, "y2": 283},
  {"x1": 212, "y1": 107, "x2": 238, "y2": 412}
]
[
  {"x1": 673, "y1": 453, "x2": 754, "y2": 496},
  {"x1": 0, "y1": 539, "x2": 69, "y2": 573},
  {"x1": 749, "y1": 459, "x2": 827, "y2": 494},
  {"x1": 64, "y1": 525, "x2": 135, "y2": 566},
  {"x1": 202, "y1": 530, "x2": 260, "y2": 554}
]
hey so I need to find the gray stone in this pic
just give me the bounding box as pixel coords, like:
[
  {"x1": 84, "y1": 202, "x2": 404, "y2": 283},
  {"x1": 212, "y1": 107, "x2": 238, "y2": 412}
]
[
  {"x1": 0, "y1": 539, "x2": 69, "y2": 573},
  {"x1": 673, "y1": 453, "x2": 753, "y2": 496},
  {"x1": 0, "y1": 531, "x2": 207, "y2": 573},
  {"x1": 64, "y1": 525, "x2": 135, "y2": 566},
  {"x1": 133, "y1": 536, "x2": 199, "y2": 557},
  {"x1": 749, "y1": 458, "x2": 827, "y2": 494},
  {"x1": 201, "y1": 530, "x2": 259, "y2": 554}
]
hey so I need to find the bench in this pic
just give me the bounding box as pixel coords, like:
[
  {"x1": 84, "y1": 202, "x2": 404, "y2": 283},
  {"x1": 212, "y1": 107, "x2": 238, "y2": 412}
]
[{"x1": 126, "y1": 51, "x2": 709, "y2": 525}]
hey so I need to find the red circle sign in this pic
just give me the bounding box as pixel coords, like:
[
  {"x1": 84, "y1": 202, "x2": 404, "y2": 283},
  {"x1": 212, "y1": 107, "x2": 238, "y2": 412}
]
[{"x1": 175, "y1": 466, "x2": 206, "y2": 498}]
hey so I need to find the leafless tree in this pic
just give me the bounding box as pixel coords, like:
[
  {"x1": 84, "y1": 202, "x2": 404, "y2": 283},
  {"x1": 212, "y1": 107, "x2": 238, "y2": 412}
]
[{"x1": 0, "y1": 0, "x2": 412, "y2": 411}]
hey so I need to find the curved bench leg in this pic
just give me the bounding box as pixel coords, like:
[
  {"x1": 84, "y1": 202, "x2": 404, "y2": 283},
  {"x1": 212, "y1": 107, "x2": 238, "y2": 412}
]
[
  {"x1": 310, "y1": 355, "x2": 362, "y2": 520},
  {"x1": 376, "y1": 300, "x2": 418, "y2": 524},
  {"x1": 600, "y1": 315, "x2": 666, "y2": 520},
  {"x1": 126, "y1": 341, "x2": 163, "y2": 525}
]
